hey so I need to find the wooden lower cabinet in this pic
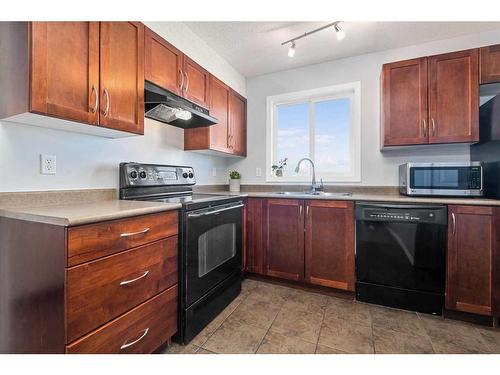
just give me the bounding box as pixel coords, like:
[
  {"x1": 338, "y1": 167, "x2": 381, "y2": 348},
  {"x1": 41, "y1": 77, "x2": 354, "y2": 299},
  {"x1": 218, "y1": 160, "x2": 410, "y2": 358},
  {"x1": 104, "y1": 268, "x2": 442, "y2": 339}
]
[
  {"x1": 305, "y1": 200, "x2": 355, "y2": 291},
  {"x1": 265, "y1": 199, "x2": 305, "y2": 281},
  {"x1": 446, "y1": 205, "x2": 496, "y2": 316},
  {"x1": 246, "y1": 198, "x2": 355, "y2": 291}
]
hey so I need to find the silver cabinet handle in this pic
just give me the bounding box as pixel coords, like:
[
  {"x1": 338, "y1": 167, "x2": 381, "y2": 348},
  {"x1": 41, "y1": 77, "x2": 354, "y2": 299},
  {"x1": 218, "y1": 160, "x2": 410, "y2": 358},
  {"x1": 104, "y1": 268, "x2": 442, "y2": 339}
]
[
  {"x1": 179, "y1": 69, "x2": 185, "y2": 91},
  {"x1": 422, "y1": 118, "x2": 427, "y2": 138},
  {"x1": 431, "y1": 118, "x2": 436, "y2": 137},
  {"x1": 120, "y1": 228, "x2": 150, "y2": 238},
  {"x1": 299, "y1": 204, "x2": 303, "y2": 216},
  {"x1": 119, "y1": 270, "x2": 149, "y2": 286},
  {"x1": 306, "y1": 205, "x2": 309, "y2": 217},
  {"x1": 120, "y1": 328, "x2": 149, "y2": 350},
  {"x1": 184, "y1": 71, "x2": 190, "y2": 93},
  {"x1": 451, "y1": 212, "x2": 456, "y2": 235},
  {"x1": 102, "y1": 89, "x2": 110, "y2": 117},
  {"x1": 90, "y1": 84, "x2": 98, "y2": 113}
]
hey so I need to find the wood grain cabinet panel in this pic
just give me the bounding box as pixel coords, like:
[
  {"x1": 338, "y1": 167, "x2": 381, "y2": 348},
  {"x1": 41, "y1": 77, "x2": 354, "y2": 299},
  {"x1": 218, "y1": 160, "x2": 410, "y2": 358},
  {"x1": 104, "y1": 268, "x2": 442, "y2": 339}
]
[
  {"x1": 245, "y1": 198, "x2": 266, "y2": 275},
  {"x1": 381, "y1": 57, "x2": 429, "y2": 146},
  {"x1": 305, "y1": 200, "x2": 355, "y2": 291},
  {"x1": 428, "y1": 49, "x2": 479, "y2": 144},
  {"x1": 66, "y1": 237, "x2": 178, "y2": 343},
  {"x1": 229, "y1": 90, "x2": 247, "y2": 156},
  {"x1": 99, "y1": 22, "x2": 144, "y2": 134},
  {"x1": 265, "y1": 199, "x2": 304, "y2": 281},
  {"x1": 182, "y1": 56, "x2": 210, "y2": 109},
  {"x1": 66, "y1": 285, "x2": 177, "y2": 354},
  {"x1": 446, "y1": 205, "x2": 494, "y2": 316},
  {"x1": 480, "y1": 44, "x2": 500, "y2": 84},
  {"x1": 144, "y1": 27, "x2": 183, "y2": 95},
  {"x1": 67, "y1": 210, "x2": 178, "y2": 266},
  {"x1": 30, "y1": 22, "x2": 100, "y2": 125}
]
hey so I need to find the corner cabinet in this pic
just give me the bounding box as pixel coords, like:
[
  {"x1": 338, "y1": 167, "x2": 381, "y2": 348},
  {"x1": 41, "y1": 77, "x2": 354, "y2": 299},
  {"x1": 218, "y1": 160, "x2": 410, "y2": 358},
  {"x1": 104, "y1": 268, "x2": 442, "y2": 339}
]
[
  {"x1": 245, "y1": 198, "x2": 355, "y2": 292},
  {"x1": 381, "y1": 48, "x2": 479, "y2": 147},
  {"x1": 446, "y1": 205, "x2": 497, "y2": 316},
  {"x1": 0, "y1": 22, "x2": 144, "y2": 137}
]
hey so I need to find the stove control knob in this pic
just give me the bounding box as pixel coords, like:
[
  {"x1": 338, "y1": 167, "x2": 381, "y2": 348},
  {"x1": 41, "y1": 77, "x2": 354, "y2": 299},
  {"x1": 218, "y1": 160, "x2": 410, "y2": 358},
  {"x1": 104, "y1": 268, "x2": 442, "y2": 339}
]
[
  {"x1": 130, "y1": 170, "x2": 138, "y2": 179},
  {"x1": 188, "y1": 172, "x2": 194, "y2": 179},
  {"x1": 182, "y1": 172, "x2": 188, "y2": 178},
  {"x1": 139, "y1": 171, "x2": 147, "y2": 179}
]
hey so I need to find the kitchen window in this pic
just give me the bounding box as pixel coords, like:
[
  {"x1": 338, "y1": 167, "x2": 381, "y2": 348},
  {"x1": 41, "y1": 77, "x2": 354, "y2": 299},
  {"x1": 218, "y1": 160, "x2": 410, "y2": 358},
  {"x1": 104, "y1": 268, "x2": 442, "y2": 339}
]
[{"x1": 266, "y1": 82, "x2": 361, "y2": 183}]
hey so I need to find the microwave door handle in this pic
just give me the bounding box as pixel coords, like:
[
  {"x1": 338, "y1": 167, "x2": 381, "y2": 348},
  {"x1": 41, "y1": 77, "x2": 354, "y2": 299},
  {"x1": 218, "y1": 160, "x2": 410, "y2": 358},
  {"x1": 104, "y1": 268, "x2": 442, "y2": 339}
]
[{"x1": 188, "y1": 203, "x2": 244, "y2": 218}]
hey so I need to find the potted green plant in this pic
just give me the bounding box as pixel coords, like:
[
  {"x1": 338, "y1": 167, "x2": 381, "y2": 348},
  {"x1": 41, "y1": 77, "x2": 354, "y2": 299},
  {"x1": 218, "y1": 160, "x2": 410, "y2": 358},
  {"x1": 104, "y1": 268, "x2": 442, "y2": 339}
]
[
  {"x1": 271, "y1": 158, "x2": 288, "y2": 177},
  {"x1": 229, "y1": 170, "x2": 241, "y2": 192}
]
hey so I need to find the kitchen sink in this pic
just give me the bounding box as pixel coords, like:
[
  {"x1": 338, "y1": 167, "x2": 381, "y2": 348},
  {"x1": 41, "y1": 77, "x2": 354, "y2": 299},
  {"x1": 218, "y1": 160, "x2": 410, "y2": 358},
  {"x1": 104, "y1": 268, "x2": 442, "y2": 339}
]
[{"x1": 272, "y1": 191, "x2": 352, "y2": 197}]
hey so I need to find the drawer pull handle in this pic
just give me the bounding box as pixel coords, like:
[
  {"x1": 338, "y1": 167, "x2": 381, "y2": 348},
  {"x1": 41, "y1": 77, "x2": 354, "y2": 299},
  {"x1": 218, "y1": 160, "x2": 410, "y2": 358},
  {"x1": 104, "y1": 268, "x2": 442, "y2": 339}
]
[
  {"x1": 120, "y1": 328, "x2": 150, "y2": 350},
  {"x1": 120, "y1": 228, "x2": 150, "y2": 238},
  {"x1": 119, "y1": 270, "x2": 150, "y2": 286}
]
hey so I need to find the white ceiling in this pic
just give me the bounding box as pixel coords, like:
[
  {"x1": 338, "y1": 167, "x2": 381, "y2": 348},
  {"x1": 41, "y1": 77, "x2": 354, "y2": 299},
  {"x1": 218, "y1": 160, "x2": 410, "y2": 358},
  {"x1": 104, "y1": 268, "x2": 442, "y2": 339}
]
[{"x1": 184, "y1": 22, "x2": 500, "y2": 77}]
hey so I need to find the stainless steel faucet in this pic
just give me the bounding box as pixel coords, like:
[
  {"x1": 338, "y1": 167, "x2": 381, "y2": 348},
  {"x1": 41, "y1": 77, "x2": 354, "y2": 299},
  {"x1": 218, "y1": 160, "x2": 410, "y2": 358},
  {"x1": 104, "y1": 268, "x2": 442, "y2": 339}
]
[{"x1": 295, "y1": 158, "x2": 324, "y2": 193}]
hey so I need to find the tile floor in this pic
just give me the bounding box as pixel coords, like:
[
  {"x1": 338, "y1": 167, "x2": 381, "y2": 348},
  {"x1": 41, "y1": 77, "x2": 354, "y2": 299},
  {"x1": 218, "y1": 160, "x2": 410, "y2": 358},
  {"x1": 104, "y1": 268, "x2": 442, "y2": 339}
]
[{"x1": 164, "y1": 278, "x2": 500, "y2": 354}]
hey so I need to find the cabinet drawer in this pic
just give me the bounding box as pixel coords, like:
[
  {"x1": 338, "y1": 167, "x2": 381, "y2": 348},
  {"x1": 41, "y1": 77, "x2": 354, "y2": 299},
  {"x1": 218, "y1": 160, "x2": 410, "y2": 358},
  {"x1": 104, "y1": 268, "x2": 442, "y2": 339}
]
[
  {"x1": 67, "y1": 210, "x2": 178, "y2": 266},
  {"x1": 66, "y1": 285, "x2": 177, "y2": 354},
  {"x1": 66, "y1": 236, "x2": 177, "y2": 343}
]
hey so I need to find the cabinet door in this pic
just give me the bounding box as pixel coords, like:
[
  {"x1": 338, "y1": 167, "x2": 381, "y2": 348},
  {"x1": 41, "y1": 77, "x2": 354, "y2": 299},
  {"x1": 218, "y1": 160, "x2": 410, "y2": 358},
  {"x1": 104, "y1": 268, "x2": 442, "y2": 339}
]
[
  {"x1": 182, "y1": 56, "x2": 210, "y2": 109},
  {"x1": 446, "y1": 205, "x2": 493, "y2": 316},
  {"x1": 480, "y1": 44, "x2": 500, "y2": 84},
  {"x1": 305, "y1": 200, "x2": 355, "y2": 291},
  {"x1": 209, "y1": 75, "x2": 231, "y2": 152},
  {"x1": 493, "y1": 209, "x2": 500, "y2": 316},
  {"x1": 229, "y1": 91, "x2": 247, "y2": 156},
  {"x1": 428, "y1": 49, "x2": 479, "y2": 144},
  {"x1": 100, "y1": 22, "x2": 144, "y2": 134},
  {"x1": 30, "y1": 22, "x2": 100, "y2": 125},
  {"x1": 381, "y1": 58, "x2": 428, "y2": 146},
  {"x1": 265, "y1": 199, "x2": 304, "y2": 281},
  {"x1": 246, "y1": 198, "x2": 266, "y2": 275},
  {"x1": 144, "y1": 27, "x2": 183, "y2": 95}
]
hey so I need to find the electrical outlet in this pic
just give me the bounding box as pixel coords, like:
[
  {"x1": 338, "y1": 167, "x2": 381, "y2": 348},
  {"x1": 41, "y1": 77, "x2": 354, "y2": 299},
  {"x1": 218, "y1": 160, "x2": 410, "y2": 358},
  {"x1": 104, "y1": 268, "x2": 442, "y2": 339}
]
[
  {"x1": 41, "y1": 154, "x2": 56, "y2": 175},
  {"x1": 256, "y1": 167, "x2": 262, "y2": 177},
  {"x1": 212, "y1": 167, "x2": 217, "y2": 177}
]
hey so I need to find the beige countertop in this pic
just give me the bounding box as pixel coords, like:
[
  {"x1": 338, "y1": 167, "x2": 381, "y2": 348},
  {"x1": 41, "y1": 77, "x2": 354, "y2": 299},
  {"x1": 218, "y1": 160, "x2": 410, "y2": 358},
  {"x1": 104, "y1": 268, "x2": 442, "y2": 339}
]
[
  {"x1": 198, "y1": 189, "x2": 500, "y2": 206},
  {"x1": 0, "y1": 199, "x2": 181, "y2": 226}
]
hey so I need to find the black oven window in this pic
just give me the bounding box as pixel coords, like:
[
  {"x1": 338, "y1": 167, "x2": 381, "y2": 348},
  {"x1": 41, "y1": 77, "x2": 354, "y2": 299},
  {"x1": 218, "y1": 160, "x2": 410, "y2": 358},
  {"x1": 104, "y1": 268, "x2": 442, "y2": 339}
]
[{"x1": 198, "y1": 223, "x2": 237, "y2": 277}]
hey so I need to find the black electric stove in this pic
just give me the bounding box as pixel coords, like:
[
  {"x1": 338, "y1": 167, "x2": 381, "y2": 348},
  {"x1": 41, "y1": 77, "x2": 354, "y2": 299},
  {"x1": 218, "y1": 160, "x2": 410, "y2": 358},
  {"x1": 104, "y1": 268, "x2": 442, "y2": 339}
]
[{"x1": 119, "y1": 162, "x2": 243, "y2": 344}]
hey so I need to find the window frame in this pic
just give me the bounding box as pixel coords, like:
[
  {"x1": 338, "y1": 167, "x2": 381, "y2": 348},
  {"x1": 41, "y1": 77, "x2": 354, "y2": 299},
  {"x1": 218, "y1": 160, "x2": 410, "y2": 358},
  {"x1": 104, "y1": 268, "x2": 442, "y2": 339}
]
[{"x1": 265, "y1": 82, "x2": 361, "y2": 183}]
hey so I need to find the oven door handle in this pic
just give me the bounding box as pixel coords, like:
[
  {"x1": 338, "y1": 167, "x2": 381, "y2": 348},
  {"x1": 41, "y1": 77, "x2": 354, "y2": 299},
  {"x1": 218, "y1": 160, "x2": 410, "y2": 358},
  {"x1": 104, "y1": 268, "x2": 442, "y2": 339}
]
[{"x1": 188, "y1": 203, "x2": 244, "y2": 218}]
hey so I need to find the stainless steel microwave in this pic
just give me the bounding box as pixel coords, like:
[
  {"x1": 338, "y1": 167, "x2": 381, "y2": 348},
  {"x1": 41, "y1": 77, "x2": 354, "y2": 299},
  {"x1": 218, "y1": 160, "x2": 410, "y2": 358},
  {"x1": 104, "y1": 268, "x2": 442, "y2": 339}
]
[{"x1": 399, "y1": 162, "x2": 483, "y2": 197}]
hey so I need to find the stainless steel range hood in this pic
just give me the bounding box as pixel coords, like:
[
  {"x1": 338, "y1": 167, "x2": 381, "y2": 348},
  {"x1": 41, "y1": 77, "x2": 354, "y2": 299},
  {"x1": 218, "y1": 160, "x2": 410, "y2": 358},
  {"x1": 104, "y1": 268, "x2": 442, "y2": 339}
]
[{"x1": 144, "y1": 81, "x2": 218, "y2": 128}]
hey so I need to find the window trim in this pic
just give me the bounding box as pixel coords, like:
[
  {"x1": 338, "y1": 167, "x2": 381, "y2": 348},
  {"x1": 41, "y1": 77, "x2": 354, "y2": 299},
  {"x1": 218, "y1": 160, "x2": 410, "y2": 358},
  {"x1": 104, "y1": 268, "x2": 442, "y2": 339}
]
[{"x1": 266, "y1": 82, "x2": 361, "y2": 183}]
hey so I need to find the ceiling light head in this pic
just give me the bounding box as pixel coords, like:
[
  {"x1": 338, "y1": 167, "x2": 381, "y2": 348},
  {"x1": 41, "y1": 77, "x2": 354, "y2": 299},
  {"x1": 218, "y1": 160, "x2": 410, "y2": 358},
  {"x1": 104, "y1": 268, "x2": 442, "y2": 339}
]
[
  {"x1": 334, "y1": 23, "x2": 346, "y2": 41},
  {"x1": 288, "y1": 42, "x2": 296, "y2": 58}
]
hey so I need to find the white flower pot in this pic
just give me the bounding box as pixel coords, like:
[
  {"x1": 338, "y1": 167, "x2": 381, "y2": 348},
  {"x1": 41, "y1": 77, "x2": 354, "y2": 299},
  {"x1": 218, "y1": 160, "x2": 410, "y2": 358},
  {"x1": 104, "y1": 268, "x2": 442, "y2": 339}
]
[{"x1": 229, "y1": 179, "x2": 241, "y2": 192}]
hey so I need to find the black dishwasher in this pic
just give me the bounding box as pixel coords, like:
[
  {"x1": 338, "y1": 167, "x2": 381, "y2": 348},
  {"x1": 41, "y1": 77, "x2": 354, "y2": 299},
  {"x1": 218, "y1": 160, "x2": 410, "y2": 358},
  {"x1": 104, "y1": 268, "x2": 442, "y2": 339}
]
[{"x1": 355, "y1": 202, "x2": 447, "y2": 315}]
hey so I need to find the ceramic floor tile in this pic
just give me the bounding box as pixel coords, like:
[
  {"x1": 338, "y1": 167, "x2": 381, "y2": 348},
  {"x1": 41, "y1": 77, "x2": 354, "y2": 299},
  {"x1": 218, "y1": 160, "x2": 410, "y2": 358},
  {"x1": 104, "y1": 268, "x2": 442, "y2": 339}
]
[
  {"x1": 373, "y1": 328, "x2": 434, "y2": 354},
  {"x1": 318, "y1": 315, "x2": 374, "y2": 354},
  {"x1": 196, "y1": 348, "x2": 217, "y2": 354},
  {"x1": 250, "y1": 282, "x2": 294, "y2": 304},
  {"x1": 202, "y1": 318, "x2": 267, "y2": 354},
  {"x1": 478, "y1": 329, "x2": 500, "y2": 353},
  {"x1": 315, "y1": 345, "x2": 349, "y2": 354},
  {"x1": 370, "y1": 305, "x2": 426, "y2": 336},
  {"x1": 256, "y1": 331, "x2": 316, "y2": 354},
  {"x1": 227, "y1": 293, "x2": 283, "y2": 330},
  {"x1": 286, "y1": 289, "x2": 329, "y2": 310},
  {"x1": 164, "y1": 342, "x2": 201, "y2": 354},
  {"x1": 269, "y1": 301, "x2": 324, "y2": 343},
  {"x1": 324, "y1": 298, "x2": 372, "y2": 327}
]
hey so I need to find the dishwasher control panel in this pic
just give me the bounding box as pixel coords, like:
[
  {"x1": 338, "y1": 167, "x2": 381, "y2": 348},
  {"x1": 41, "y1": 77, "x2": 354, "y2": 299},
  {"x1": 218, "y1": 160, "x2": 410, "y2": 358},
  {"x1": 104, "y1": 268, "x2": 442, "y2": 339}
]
[{"x1": 355, "y1": 203, "x2": 447, "y2": 225}]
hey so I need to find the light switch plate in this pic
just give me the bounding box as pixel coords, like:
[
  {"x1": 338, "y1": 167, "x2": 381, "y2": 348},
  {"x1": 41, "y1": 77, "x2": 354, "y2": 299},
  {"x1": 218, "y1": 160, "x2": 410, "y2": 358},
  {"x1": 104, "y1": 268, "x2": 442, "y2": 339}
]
[
  {"x1": 212, "y1": 167, "x2": 217, "y2": 177},
  {"x1": 256, "y1": 167, "x2": 262, "y2": 177},
  {"x1": 41, "y1": 154, "x2": 56, "y2": 175}
]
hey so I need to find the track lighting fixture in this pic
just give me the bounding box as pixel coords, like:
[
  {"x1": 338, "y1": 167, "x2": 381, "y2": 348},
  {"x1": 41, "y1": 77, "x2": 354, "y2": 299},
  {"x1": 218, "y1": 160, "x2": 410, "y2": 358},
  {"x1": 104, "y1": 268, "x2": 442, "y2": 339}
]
[{"x1": 282, "y1": 21, "x2": 346, "y2": 58}]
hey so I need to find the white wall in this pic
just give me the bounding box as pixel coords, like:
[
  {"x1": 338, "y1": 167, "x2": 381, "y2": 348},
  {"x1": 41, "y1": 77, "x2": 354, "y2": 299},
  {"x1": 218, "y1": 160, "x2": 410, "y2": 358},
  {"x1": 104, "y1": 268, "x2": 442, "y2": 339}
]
[
  {"x1": 0, "y1": 22, "x2": 246, "y2": 192},
  {"x1": 230, "y1": 29, "x2": 500, "y2": 187}
]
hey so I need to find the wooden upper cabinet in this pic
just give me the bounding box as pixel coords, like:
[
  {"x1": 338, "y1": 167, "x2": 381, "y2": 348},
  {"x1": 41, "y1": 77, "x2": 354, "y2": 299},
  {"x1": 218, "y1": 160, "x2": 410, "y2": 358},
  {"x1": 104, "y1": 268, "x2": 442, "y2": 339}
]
[
  {"x1": 99, "y1": 22, "x2": 145, "y2": 134},
  {"x1": 229, "y1": 91, "x2": 247, "y2": 156},
  {"x1": 428, "y1": 49, "x2": 479, "y2": 144},
  {"x1": 30, "y1": 22, "x2": 100, "y2": 125},
  {"x1": 480, "y1": 44, "x2": 500, "y2": 84},
  {"x1": 446, "y1": 205, "x2": 494, "y2": 316},
  {"x1": 144, "y1": 27, "x2": 183, "y2": 95},
  {"x1": 381, "y1": 57, "x2": 428, "y2": 146},
  {"x1": 182, "y1": 56, "x2": 210, "y2": 109},
  {"x1": 209, "y1": 76, "x2": 231, "y2": 152},
  {"x1": 305, "y1": 200, "x2": 355, "y2": 291},
  {"x1": 265, "y1": 199, "x2": 305, "y2": 281}
]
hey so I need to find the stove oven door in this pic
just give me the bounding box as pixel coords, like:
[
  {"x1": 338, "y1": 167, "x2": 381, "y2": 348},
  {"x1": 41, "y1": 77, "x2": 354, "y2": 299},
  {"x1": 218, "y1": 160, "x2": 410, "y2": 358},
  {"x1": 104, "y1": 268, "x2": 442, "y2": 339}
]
[{"x1": 184, "y1": 202, "x2": 243, "y2": 307}]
